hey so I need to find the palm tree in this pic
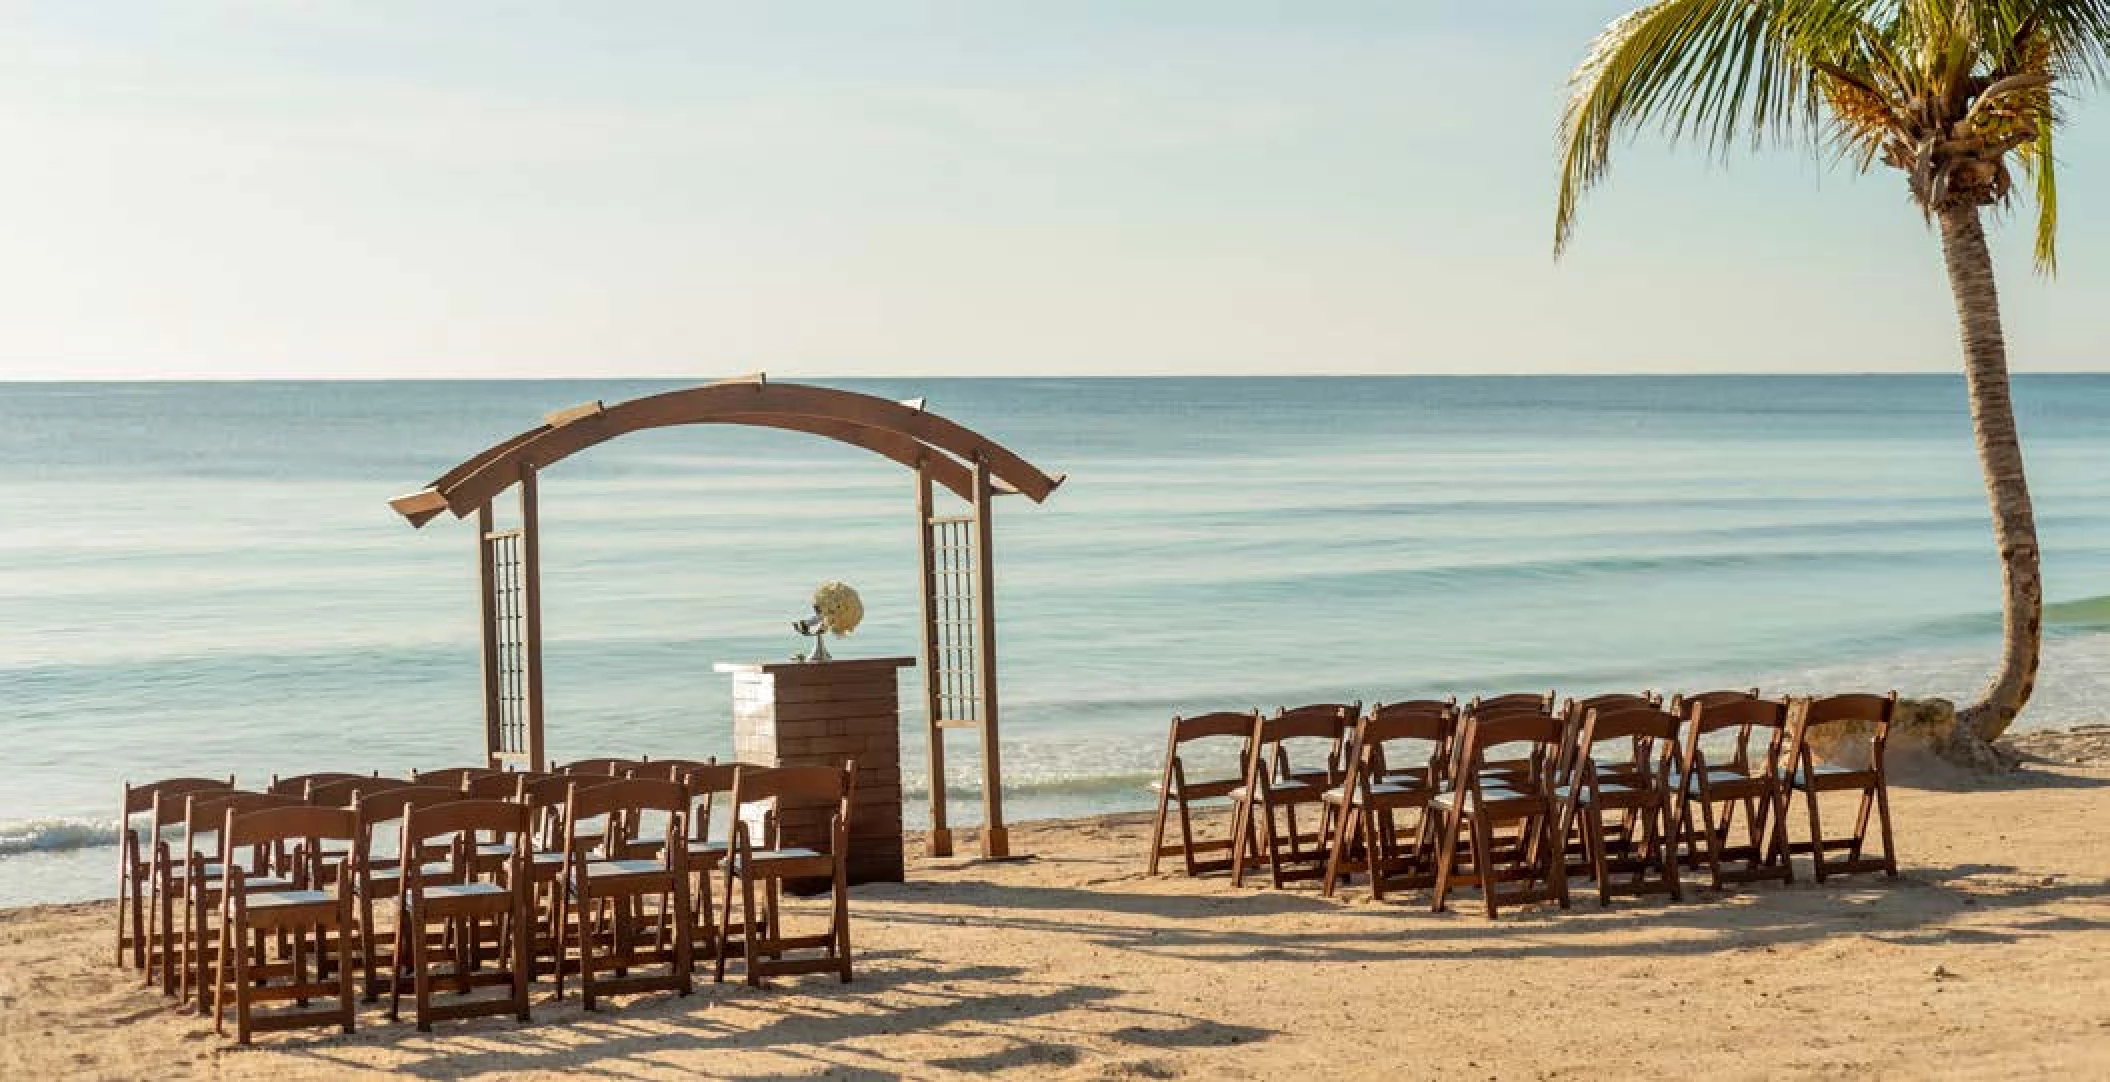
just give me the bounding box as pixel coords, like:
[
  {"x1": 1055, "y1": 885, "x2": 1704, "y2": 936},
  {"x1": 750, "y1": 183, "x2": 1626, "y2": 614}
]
[{"x1": 1555, "y1": 2, "x2": 2110, "y2": 743}]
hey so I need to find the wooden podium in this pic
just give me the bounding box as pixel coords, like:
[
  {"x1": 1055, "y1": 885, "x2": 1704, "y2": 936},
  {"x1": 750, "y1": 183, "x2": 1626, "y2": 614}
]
[{"x1": 715, "y1": 657, "x2": 911, "y2": 886}]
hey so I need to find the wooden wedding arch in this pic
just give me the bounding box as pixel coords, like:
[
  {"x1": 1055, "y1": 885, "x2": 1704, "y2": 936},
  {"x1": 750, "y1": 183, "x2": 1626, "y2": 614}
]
[{"x1": 387, "y1": 374, "x2": 1063, "y2": 858}]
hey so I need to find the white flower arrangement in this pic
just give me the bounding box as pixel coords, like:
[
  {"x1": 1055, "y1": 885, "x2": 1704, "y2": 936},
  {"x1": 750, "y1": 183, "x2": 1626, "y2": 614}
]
[{"x1": 811, "y1": 581, "x2": 864, "y2": 637}]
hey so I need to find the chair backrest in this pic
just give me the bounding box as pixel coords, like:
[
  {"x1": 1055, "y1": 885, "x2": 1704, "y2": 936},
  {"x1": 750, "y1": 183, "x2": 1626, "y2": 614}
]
[
  {"x1": 183, "y1": 791, "x2": 304, "y2": 869},
  {"x1": 558, "y1": 757, "x2": 652, "y2": 777},
  {"x1": 1686, "y1": 697, "x2": 1789, "y2": 738},
  {"x1": 647, "y1": 758, "x2": 719, "y2": 782},
  {"x1": 225, "y1": 804, "x2": 359, "y2": 852},
  {"x1": 1256, "y1": 703, "x2": 1354, "y2": 781},
  {"x1": 1787, "y1": 692, "x2": 1900, "y2": 770},
  {"x1": 568, "y1": 777, "x2": 688, "y2": 818},
  {"x1": 462, "y1": 773, "x2": 527, "y2": 800},
  {"x1": 1672, "y1": 688, "x2": 1762, "y2": 719},
  {"x1": 1797, "y1": 692, "x2": 1899, "y2": 732},
  {"x1": 671, "y1": 763, "x2": 738, "y2": 840},
  {"x1": 565, "y1": 778, "x2": 689, "y2": 861},
  {"x1": 1683, "y1": 697, "x2": 1791, "y2": 777},
  {"x1": 402, "y1": 799, "x2": 532, "y2": 881},
  {"x1": 354, "y1": 785, "x2": 470, "y2": 840},
  {"x1": 1562, "y1": 692, "x2": 1657, "y2": 721},
  {"x1": 124, "y1": 776, "x2": 234, "y2": 817},
  {"x1": 185, "y1": 790, "x2": 301, "y2": 836},
  {"x1": 268, "y1": 772, "x2": 372, "y2": 798},
  {"x1": 1159, "y1": 710, "x2": 1259, "y2": 786},
  {"x1": 306, "y1": 775, "x2": 414, "y2": 808},
  {"x1": 412, "y1": 766, "x2": 501, "y2": 791},
  {"x1": 1451, "y1": 712, "x2": 1566, "y2": 793},
  {"x1": 1351, "y1": 702, "x2": 1456, "y2": 787},
  {"x1": 1472, "y1": 691, "x2": 1556, "y2": 713},
  {"x1": 726, "y1": 764, "x2": 855, "y2": 851},
  {"x1": 128, "y1": 777, "x2": 236, "y2": 835},
  {"x1": 1577, "y1": 706, "x2": 1682, "y2": 758}
]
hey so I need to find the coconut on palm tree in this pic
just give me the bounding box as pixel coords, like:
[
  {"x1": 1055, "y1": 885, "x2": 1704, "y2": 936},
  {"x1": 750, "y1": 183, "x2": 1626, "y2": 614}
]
[{"x1": 1555, "y1": 1, "x2": 2110, "y2": 744}]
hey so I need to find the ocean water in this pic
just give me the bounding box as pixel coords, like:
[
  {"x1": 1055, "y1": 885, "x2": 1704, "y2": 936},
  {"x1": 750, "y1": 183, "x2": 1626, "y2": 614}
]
[{"x1": 4, "y1": 375, "x2": 2108, "y2": 907}]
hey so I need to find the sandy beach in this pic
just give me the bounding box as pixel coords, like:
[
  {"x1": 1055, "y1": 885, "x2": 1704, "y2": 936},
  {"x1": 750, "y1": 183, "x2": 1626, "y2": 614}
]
[{"x1": 2, "y1": 732, "x2": 2107, "y2": 1081}]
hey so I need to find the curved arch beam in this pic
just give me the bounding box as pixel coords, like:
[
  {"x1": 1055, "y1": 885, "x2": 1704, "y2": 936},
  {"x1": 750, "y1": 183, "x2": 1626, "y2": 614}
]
[{"x1": 392, "y1": 380, "x2": 1062, "y2": 526}]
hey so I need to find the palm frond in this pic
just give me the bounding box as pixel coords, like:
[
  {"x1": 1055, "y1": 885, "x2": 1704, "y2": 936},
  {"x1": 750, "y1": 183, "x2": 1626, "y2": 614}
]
[{"x1": 1554, "y1": 0, "x2": 1882, "y2": 254}]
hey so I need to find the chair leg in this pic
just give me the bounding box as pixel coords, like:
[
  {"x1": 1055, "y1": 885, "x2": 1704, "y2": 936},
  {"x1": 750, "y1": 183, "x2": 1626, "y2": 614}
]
[
  {"x1": 673, "y1": 876, "x2": 696, "y2": 996},
  {"x1": 361, "y1": 890, "x2": 381, "y2": 1002},
  {"x1": 1873, "y1": 778, "x2": 1899, "y2": 877},
  {"x1": 1174, "y1": 793, "x2": 1203, "y2": 877},
  {"x1": 1468, "y1": 813, "x2": 1501, "y2": 919},
  {"x1": 715, "y1": 869, "x2": 737, "y2": 984},
  {"x1": 388, "y1": 906, "x2": 407, "y2": 1022},
  {"x1": 1146, "y1": 786, "x2": 1171, "y2": 877},
  {"x1": 1802, "y1": 784, "x2": 1827, "y2": 883},
  {"x1": 1768, "y1": 788, "x2": 1795, "y2": 884},
  {"x1": 1259, "y1": 798, "x2": 1286, "y2": 890},
  {"x1": 337, "y1": 915, "x2": 356, "y2": 1035},
  {"x1": 833, "y1": 861, "x2": 853, "y2": 983},
  {"x1": 579, "y1": 897, "x2": 600, "y2": 1012},
  {"x1": 212, "y1": 910, "x2": 230, "y2": 1037},
  {"x1": 740, "y1": 873, "x2": 763, "y2": 988},
  {"x1": 1694, "y1": 790, "x2": 1726, "y2": 891},
  {"x1": 1431, "y1": 806, "x2": 1462, "y2": 914},
  {"x1": 513, "y1": 897, "x2": 533, "y2": 1023},
  {"x1": 1227, "y1": 799, "x2": 1253, "y2": 888},
  {"x1": 231, "y1": 913, "x2": 252, "y2": 1046},
  {"x1": 1582, "y1": 806, "x2": 1612, "y2": 907},
  {"x1": 1850, "y1": 787, "x2": 1876, "y2": 864},
  {"x1": 1321, "y1": 803, "x2": 1354, "y2": 898},
  {"x1": 413, "y1": 910, "x2": 434, "y2": 1032}
]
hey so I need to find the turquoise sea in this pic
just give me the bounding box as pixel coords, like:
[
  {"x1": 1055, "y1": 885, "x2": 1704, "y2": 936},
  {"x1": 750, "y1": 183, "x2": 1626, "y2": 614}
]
[{"x1": 4, "y1": 376, "x2": 2108, "y2": 907}]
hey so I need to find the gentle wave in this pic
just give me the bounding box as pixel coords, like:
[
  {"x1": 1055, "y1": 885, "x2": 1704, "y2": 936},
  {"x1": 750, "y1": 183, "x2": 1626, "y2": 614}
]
[
  {"x1": 0, "y1": 817, "x2": 121, "y2": 857},
  {"x1": 2047, "y1": 595, "x2": 2110, "y2": 631}
]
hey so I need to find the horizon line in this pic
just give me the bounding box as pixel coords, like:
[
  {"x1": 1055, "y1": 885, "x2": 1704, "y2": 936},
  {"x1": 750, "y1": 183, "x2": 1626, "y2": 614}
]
[{"x1": 3, "y1": 369, "x2": 2109, "y2": 385}]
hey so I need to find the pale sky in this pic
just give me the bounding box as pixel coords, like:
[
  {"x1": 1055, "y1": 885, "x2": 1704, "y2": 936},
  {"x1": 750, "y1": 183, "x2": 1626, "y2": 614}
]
[{"x1": 2, "y1": 1, "x2": 2105, "y2": 380}]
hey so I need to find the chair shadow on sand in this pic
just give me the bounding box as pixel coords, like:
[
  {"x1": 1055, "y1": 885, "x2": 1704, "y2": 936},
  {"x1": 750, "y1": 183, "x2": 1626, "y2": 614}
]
[{"x1": 280, "y1": 949, "x2": 1269, "y2": 1082}]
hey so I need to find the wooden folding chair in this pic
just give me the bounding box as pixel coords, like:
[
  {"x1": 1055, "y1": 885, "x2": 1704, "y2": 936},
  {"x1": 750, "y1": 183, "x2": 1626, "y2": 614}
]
[
  {"x1": 1784, "y1": 692, "x2": 1901, "y2": 882},
  {"x1": 1673, "y1": 696, "x2": 1794, "y2": 889},
  {"x1": 118, "y1": 776, "x2": 232, "y2": 971},
  {"x1": 389, "y1": 799, "x2": 535, "y2": 1031},
  {"x1": 1464, "y1": 691, "x2": 1558, "y2": 786},
  {"x1": 170, "y1": 790, "x2": 306, "y2": 1009},
  {"x1": 1145, "y1": 711, "x2": 1258, "y2": 877},
  {"x1": 1430, "y1": 711, "x2": 1571, "y2": 918},
  {"x1": 1228, "y1": 705, "x2": 1351, "y2": 888},
  {"x1": 518, "y1": 773, "x2": 622, "y2": 978},
  {"x1": 669, "y1": 763, "x2": 736, "y2": 957},
  {"x1": 1321, "y1": 701, "x2": 1455, "y2": 899},
  {"x1": 1553, "y1": 706, "x2": 1683, "y2": 906},
  {"x1": 715, "y1": 764, "x2": 856, "y2": 988},
  {"x1": 347, "y1": 786, "x2": 467, "y2": 1001},
  {"x1": 210, "y1": 805, "x2": 359, "y2": 1044},
  {"x1": 1555, "y1": 692, "x2": 1660, "y2": 784},
  {"x1": 1672, "y1": 688, "x2": 1765, "y2": 773},
  {"x1": 557, "y1": 778, "x2": 695, "y2": 1008}
]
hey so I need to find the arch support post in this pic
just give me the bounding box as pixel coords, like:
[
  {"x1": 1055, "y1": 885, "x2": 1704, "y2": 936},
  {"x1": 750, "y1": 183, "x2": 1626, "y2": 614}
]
[
  {"x1": 915, "y1": 466, "x2": 953, "y2": 858},
  {"x1": 476, "y1": 501, "x2": 502, "y2": 765},
  {"x1": 972, "y1": 458, "x2": 1008, "y2": 858},
  {"x1": 519, "y1": 463, "x2": 547, "y2": 771}
]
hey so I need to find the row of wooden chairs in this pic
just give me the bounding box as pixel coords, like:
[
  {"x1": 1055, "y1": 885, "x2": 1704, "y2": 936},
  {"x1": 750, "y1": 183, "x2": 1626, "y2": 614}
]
[
  {"x1": 114, "y1": 757, "x2": 858, "y2": 1044},
  {"x1": 1147, "y1": 689, "x2": 1901, "y2": 918}
]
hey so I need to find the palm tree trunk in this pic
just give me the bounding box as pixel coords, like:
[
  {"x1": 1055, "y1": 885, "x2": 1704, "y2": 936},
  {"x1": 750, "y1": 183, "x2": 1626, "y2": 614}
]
[{"x1": 1937, "y1": 204, "x2": 2041, "y2": 743}]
